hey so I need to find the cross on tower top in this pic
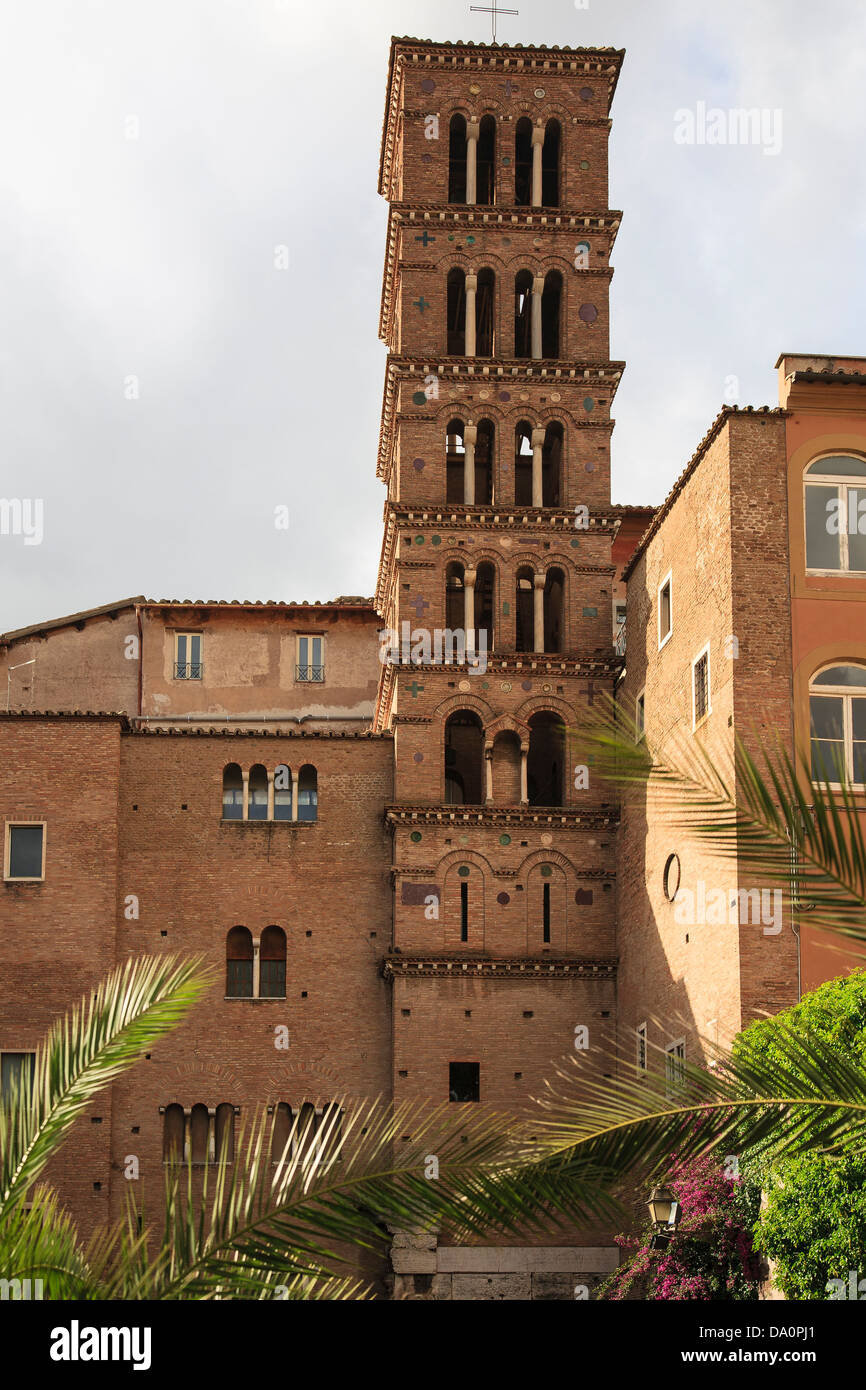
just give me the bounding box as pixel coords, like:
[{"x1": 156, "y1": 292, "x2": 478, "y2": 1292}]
[{"x1": 469, "y1": 0, "x2": 519, "y2": 43}]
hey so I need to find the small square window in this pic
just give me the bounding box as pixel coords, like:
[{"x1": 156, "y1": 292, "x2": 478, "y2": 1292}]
[
  {"x1": 174, "y1": 632, "x2": 203, "y2": 681},
  {"x1": 4, "y1": 823, "x2": 45, "y2": 880},
  {"x1": 296, "y1": 635, "x2": 325, "y2": 683},
  {"x1": 658, "y1": 574, "x2": 672, "y2": 649},
  {"x1": 449, "y1": 1061, "x2": 480, "y2": 1103},
  {"x1": 0, "y1": 1051, "x2": 36, "y2": 1099}
]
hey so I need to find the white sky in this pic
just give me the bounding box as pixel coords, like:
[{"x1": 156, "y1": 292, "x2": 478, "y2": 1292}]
[{"x1": 1, "y1": 0, "x2": 864, "y2": 631}]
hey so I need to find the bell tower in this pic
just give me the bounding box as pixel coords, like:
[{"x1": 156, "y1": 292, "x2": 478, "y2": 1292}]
[{"x1": 374, "y1": 34, "x2": 625, "y2": 1291}]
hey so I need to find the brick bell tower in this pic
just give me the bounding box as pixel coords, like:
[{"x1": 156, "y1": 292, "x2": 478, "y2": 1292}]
[{"x1": 374, "y1": 36, "x2": 625, "y2": 1293}]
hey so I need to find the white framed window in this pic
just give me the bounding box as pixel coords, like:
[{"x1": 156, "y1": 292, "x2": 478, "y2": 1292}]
[
  {"x1": 174, "y1": 632, "x2": 203, "y2": 681},
  {"x1": 810, "y1": 664, "x2": 866, "y2": 787},
  {"x1": 657, "y1": 572, "x2": 672, "y2": 650},
  {"x1": 296, "y1": 635, "x2": 325, "y2": 683},
  {"x1": 692, "y1": 644, "x2": 710, "y2": 728},
  {"x1": 665, "y1": 1038, "x2": 685, "y2": 1096},
  {"x1": 4, "y1": 822, "x2": 45, "y2": 881},
  {"x1": 635, "y1": 688, "x2": 645, "y2": 741},
  {"x1": 804, "y1": 454, "x2": 866, "y2": 574},
  {"x1": 636, "y1": 1022, "x2": 647, "y2": 1075}
]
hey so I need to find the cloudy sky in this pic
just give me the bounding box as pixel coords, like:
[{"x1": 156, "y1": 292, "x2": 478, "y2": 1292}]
[{"x1": 1, "y1": 0, "x2": 863, "y2": 632}]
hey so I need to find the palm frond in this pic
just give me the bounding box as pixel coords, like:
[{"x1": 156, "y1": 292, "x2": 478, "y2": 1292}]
[
  {"x1": 576, "y1": 694, "x2": 866, "y2": 943},
  {"x1": 0, "y1": 954, "x2": 212, "y2": 1210}
]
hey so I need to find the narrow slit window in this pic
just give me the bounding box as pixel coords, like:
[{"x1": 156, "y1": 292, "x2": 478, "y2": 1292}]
[
  {"x1": 460, "y1": 881, "x2": 469, "y2": 942},
  {"x1": 693, "y1": 649, "x2": 710, "y2": 727},
  {"x1": 542, "y1": 881, "x2": 550, "y2": 943}
]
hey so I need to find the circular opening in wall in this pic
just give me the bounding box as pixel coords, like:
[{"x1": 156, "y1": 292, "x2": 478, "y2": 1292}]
[{"x1": 663, "y1": 853, "x2": 681, "y2": 903}]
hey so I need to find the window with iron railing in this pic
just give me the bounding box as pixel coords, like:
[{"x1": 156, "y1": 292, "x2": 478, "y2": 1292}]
[
  {"x1": 296, "y1": 635, "x2": 324, "y2": 683},
  {"x1": 174, "y1": 632, "x2": 203, "y2": 680}
]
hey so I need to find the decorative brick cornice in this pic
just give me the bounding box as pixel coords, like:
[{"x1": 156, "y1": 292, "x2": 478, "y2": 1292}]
[
  {"x1": 382, "y1": 952, "x2": 618, "y2": 980},
  {"x1": 385, "y1": 804, "x2": 618, "y2": 830}
]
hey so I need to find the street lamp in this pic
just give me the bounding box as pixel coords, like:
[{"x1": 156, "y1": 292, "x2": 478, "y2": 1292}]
[{"x1": 647, "y1": 1183, "x2": 681, "y2": 1250}]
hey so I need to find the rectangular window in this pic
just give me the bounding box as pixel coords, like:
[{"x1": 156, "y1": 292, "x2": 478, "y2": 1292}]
[
  {"x1": 1, "y1": 1051, "x2": 36, "y2": 1099},
  {"x1": 635, "y1": 689, "x2": 645, "y2": 741},
  {"x1": 658, "y1": 573, "x2": 672, "y2": 649},
  {"x1": 174, "y1": 632, "x2": 203, "y2": 680},
  {"x1": 665, "y1": 1039, "x2": 685, "y2": 1096},
  {"x1": 542, "y1": 882, "x2": 551, "y2": 943},
  {"x1": 449, "y1": 1061, "x2": 480, "y2": 1103},
  {"x1": 460, "y1": 881, "x2": 468, "y2": 942},
  {"x1": 259, "y1": 959, "x2": 286, "y2": 999},
  {"x1": 693, "y1": 646, "x2": 710, "y2": 727},
  {"x1": 296, "y1": 635, "x2": 324, "y2": 683},
  {"x1": 636, "y1": 1022, "x2": 647, "y2": 1074},
  {"x1": 4, "y1": 823, "x2": 45, "y2": 881}
]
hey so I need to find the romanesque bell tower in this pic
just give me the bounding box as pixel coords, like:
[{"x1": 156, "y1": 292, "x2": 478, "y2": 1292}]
[{"x1": 374, "y1": 35, "x2": 625, "y2": 1293}]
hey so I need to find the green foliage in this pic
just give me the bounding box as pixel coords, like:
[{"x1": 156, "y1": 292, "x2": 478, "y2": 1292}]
[{"x1": 734, "y1": 971, "x2": 866, "y2": 1298}]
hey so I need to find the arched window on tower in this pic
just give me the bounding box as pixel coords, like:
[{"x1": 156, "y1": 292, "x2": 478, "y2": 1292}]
[
  {"x1": 477, "y1": 115, "x2": 496, "y2": 204},
  {"x1": 514, "y1": 270, "x2": 533, "y2": 358},
  {"x1": 248, "y1": 764, "x2": 268, "y2": 820},
  {"x1": 515, "y1": 117, "x2": 533, "y2": 205},
  {"x1": 222, "y1": 764, "x2": 243, "y2": 820},
  {"x1": 274, "y1": 766, "x2": 292, "y2": 821},
  {"x1": 446, "y1": 419, "x2": 466, "y2": 503},
  {"x1": 475, "y1": 561, "x2": 495, "y2": 652},
  {"x1": 271, "y1": 1102, "x2": 293, "y2": 1168},
  {"x1": 542, "y1": 421, "x2": 563, "y2": 507},
  {"x1": 298, "y1": 765, "x2": 318, "y2": 822},
  {"x1": 447, "y1": 268, "x2": 466, "y2": 355},
  {"x1": 516, "y1": 566, "x2": 535, "y2": 652},
  {"x1": 448, "y1": 114, "x2": 468, "y2": 203},
  {"x1": 476, "y1": 268, "x2": 495, "y2": 357},
  {"x1": 226, "y1": 926, "x2": 254, "y2": 998},
  {"x1": 446, "y1": 563, "x2": 466, "y2": 632},
  {"x1": 541, "y1": 270, "x2": 562, "y2": 359},
  {"x1": 296, "y1": 1102, "x2": 319, "y2": 1163},
  {"x1": 527, "y1": 712, "x2": 565, "y2": 807},
  {"x1": 475, "y1": 419, "x2": 494, "y2": 504},
  {"x1": 215, "y1": 1103, "x2": 235, "y2": 1164},
  {"x1": 163, "y1": 1104, "x2": 185, "y2": 1163},
  {"x1": 541, "y1": 118, "x2": 561, "y2": 206},
  {"x1": 260, "y1": 925, "x2": 287, "y2": 999},
  {"x1": 445, "y1": 711, "x2": 484, "y2": 804},
  {"x1": 189, "y1": 1103, "x2": 210, "y2": 1165},
  {"x1": 515, "y1": 421, "x2": 533, "y2": 505},
  {"x1": 543, "y1": 568, "x2": 565, "y2": 653}
]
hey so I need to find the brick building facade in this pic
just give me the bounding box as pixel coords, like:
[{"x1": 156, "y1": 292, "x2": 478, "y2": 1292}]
[{"x1": 1, "y1": 36, "x2": 864, "y2": 1300}]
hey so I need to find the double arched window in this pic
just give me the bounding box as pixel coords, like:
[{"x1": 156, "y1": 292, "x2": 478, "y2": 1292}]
[
  {"x1": 446, "y1": 268, "x2": 495, "y2": 356},
  {"x1": 805, "y1": 454, "x2": 866, "y2": 572},
  {"x1": 810, "y1": 664, "x2": 866, "y2": 785},
  {"x1": 448, "y1": 113, "x2": 496, "y2": 205},
  {"x1": 226, "y1": 925, "x2": 287, "y2": 999},
  {"x1": 271, "y1": 1101, "x2": 343, "y2": 1169}
]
